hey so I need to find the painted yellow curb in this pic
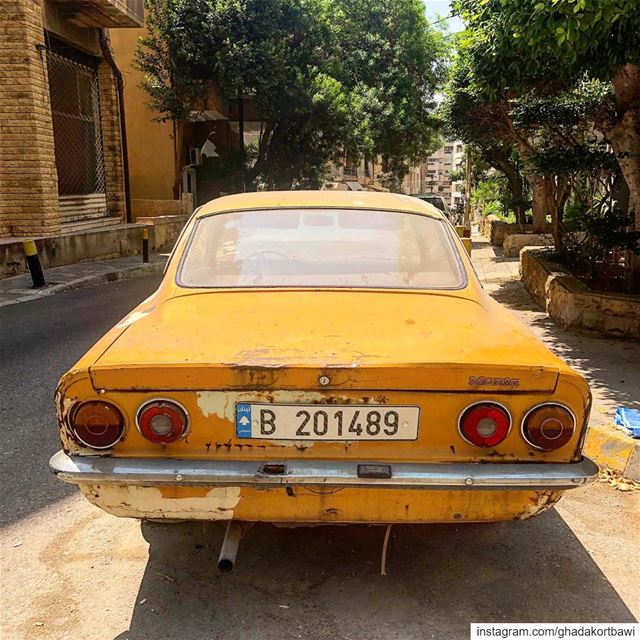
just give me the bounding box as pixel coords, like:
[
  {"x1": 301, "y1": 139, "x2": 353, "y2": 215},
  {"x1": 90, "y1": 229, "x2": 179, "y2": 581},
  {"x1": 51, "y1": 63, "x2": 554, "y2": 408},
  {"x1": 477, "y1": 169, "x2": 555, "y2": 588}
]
[{"x1": 584, "y1": 423, "x2": 640, "y2": 481}]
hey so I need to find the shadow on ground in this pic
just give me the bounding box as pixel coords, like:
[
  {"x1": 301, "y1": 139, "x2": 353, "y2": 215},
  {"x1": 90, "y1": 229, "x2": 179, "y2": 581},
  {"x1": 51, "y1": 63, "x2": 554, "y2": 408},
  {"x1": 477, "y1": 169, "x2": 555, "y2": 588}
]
[
  {"x1": 114, "y1": 510, "x2": 636, "y2": 640},
  {"x1": 472, "y1": 239, "x2": 520, "y2": 263},
  {"x1": 0, "y1": 274, "x2": 162, "y2": 527},
  {"x1": 489, "y1": 278, "x2": 640, "y2": 416}
]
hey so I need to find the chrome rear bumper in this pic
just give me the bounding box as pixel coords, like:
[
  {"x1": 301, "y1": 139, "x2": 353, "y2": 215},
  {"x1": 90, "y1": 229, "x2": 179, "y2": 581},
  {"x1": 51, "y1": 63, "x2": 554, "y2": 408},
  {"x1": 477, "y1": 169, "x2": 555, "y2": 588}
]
[{"x1": 49, "y1": 451, "x2": 598, "y2": 491}]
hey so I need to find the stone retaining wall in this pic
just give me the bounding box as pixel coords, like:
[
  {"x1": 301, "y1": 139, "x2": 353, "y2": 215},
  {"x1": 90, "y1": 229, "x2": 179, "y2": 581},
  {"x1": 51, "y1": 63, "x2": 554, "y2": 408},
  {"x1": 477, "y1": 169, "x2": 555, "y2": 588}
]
[
  {"x1": 0, "y1": 214, "x2": 187, "y2": 280},
  {"x1": 486, "y1": 220, "x2": 553, "y2": 246},
  {"x1": 520, "y1": 248, "x2": 640, "y2": 339},
  {"x1": 135, "y1": 215, "x2": 188, "y2": 251},
  {"x1": 479, "y1": 215, "x2": 498, "y2": 239},
  {"x1": 503, "y1": 233, "x2": 554, "y2": 257},
  {"x1": 131, "y1": 193, "x2": 194, "y2": 221}
]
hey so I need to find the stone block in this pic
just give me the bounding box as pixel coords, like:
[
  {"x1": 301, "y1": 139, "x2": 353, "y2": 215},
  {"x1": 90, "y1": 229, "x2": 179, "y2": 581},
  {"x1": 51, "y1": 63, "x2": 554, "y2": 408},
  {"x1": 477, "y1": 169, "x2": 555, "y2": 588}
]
[{"x1": 503, "y1": 233, "x2": 554, "y2": 257}]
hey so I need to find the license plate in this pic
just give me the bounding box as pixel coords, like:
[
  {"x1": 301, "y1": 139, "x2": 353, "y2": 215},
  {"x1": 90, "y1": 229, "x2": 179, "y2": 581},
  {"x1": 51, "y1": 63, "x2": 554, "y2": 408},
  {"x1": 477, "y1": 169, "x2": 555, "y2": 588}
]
[{"x1": 235, "y1": 403, "x2": 419, "y2": 441}]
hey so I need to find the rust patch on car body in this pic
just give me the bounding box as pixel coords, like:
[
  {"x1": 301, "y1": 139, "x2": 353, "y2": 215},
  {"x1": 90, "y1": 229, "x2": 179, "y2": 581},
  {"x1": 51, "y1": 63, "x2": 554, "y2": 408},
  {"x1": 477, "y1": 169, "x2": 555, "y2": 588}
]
[{"x1": 515, "y1": 491, "x2": 562, "y2": 520}]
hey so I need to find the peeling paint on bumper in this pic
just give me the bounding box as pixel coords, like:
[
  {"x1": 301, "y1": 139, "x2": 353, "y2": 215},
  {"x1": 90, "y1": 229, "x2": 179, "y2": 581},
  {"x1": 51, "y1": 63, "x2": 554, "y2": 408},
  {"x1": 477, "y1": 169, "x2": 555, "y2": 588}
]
[
  {"x1": 78, "y1": 483, "x2": 564, "y2": 523},
  {"x1": 51, "y1": 451, "x2": 596, "y2": 523}
]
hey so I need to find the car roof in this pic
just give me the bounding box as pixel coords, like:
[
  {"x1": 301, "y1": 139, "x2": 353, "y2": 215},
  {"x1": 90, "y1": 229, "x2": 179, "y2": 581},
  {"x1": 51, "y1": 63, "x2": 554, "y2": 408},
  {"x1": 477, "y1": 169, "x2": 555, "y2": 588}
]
[{"x1": 195, "y1": 190, "x2": 446, "y2": 220}]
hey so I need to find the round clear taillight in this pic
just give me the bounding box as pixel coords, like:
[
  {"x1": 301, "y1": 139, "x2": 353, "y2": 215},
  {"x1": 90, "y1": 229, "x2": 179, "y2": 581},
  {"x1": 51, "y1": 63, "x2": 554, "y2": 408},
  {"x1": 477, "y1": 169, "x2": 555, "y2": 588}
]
[
  {"x1": 522, "y1": 403, "x2": 575, "y2": 451},
  {"x1": 459, "y1": 402, "x2": 511, "y2": 448},
  {"x1": 72, "y1": 401, "x2": 125, "y2": 449},
  {"x1": 137, "y1": 400, "x2": 188, "y2": 444}
]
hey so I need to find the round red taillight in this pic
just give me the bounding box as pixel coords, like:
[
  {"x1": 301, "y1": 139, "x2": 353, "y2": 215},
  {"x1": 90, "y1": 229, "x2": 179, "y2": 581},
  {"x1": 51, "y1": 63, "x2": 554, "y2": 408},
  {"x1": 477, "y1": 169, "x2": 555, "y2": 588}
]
[
  {"x1": 522, "y1": 403, "x2": 575, "y2": 451},
  {"x1": 459, "y1": 402, "x2": 511, "y2": 448},
  {"x1": 72, "y1": 401, "x2": 125, "y2": 449},
  {"x1": 137, "y1": 400, "x2": 188, "y2": 444}
]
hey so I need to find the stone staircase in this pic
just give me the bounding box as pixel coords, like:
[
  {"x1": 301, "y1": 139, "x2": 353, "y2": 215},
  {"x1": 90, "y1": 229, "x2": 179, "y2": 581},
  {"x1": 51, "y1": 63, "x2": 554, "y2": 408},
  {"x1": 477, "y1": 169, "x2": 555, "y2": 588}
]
[{"x1": 60, "y1": 216, "x2": 123, "y2": 234}]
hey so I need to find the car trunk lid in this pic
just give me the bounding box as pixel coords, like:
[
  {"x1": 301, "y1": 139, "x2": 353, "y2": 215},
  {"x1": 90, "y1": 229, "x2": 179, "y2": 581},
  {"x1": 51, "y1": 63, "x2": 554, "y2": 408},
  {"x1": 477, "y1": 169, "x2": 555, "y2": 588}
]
[{"x1": 90, "y1": 291, "x2": 559, "y2": 393}]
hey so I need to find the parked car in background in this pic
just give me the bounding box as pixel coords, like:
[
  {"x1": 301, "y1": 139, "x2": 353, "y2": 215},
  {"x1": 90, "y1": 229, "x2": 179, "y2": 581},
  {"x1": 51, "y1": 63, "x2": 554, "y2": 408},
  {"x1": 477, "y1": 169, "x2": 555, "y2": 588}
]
[
  {"x1": 415, "y1": 193, "x2": 451, "y2": 218},
  {"x1": 50, "y1": 191, "x2": 596, "y2": 569},
  {"x1": 415, "y1": 194, "x2": 464, "y2": 226}
]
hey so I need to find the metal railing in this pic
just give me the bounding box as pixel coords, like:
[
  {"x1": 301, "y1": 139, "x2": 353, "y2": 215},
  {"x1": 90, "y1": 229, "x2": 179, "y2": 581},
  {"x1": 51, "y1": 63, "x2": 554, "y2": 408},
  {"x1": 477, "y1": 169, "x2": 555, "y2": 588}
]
[{"x1": 47, "y1": 50, "x2": 106, "y2": 197}]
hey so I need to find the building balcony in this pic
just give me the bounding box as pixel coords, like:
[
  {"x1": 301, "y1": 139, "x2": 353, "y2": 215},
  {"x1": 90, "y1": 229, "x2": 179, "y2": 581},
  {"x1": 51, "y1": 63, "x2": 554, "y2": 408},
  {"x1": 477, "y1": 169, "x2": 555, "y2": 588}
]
[{"x1": 51, "y1": 0, "x2": 144, "y2": 28}]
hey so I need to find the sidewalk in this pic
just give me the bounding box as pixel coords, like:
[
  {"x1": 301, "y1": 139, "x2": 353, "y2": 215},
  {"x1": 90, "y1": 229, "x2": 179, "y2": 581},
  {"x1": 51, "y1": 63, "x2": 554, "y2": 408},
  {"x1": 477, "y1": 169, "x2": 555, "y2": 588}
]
[
  {"x1": 471, "y1": 237, "x2": 521, "y2": 291},
  {"x1": 0, "y1": 253, "x2": 167, "y2": 308},
  {"x1": 471, "y1": 235, "x2": 640, "y2": 480}
]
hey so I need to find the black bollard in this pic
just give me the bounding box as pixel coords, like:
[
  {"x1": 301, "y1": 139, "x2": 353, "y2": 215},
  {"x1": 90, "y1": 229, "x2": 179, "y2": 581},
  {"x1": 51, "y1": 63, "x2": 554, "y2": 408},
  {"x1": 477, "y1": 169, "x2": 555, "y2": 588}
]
[
  {"x1": 23, "y1": 240, "x2": 46, "y2": 288},
  {"x1": 142, "y1": 228, "x2": 149, "y2": 263}
]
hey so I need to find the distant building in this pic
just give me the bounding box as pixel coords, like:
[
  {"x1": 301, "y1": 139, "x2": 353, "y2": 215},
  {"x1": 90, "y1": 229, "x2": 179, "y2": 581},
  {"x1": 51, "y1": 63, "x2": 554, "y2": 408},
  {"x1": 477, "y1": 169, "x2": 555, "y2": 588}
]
[
  {"x1": 402, "y1": 165, "x2": 421, "y2": 196},
  {"x1": 328, "y1": 157, "x2": 389, "y2": 192},
  {"x1": 329, "y1": 142, "x2": 467, "y2": 200},
  {"x1": 329, "y1": 157, "x2": 424, "y2": 194},
  {"x1": 421, "y1": 142, "x2": 465, "y2": 208}
]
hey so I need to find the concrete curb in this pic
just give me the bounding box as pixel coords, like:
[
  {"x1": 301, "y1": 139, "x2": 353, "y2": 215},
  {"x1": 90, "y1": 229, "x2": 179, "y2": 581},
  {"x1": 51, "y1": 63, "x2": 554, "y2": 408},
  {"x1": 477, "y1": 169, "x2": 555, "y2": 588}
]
[
  {"x1": 0, "y1": 260, "x2": 165, "y2": 309},
  {"x1": 584, "y1": 423, "x2": 640, "y2": 481}
]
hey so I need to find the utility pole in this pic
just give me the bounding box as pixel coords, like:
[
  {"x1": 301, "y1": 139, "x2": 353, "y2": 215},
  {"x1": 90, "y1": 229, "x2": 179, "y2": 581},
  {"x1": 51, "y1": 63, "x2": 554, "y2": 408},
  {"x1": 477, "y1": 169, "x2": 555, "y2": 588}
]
[{"x1": 464, "y1": 147, "x2": 472, "y2": 228}]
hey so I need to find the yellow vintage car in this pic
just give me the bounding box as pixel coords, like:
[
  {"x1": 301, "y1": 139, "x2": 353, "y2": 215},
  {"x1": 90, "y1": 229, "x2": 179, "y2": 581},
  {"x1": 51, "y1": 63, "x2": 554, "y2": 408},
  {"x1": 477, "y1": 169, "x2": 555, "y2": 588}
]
[{"x1": 50, "y1": 191, "x2": 597, "y2": 552}]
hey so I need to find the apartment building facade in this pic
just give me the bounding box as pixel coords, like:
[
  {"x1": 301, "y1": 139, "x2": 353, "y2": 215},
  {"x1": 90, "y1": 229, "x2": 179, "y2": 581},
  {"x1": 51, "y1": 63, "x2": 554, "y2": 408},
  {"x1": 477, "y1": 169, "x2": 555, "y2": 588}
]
[
  {"x1": 327, "y1": 143, "x2": 465, "y2": 201},
  {"x1": 328, "y1": 157, "x2": 423, "y2": 194},
  {"x1": 0, "y1": 0, "x2": 143, "y2": 239},
  {"x1": 422, "y1": 141, "x2": 465, "y2": 208},
  {"x1": 402, "y1": 165, "x2": 421, "y2": 195}
]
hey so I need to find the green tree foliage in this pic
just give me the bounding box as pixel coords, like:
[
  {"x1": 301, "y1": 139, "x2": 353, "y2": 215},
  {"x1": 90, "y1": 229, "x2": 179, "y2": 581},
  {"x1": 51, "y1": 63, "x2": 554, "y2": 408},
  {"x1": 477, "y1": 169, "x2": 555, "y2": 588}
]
[
  {"x1": 325, "y1": 0, "x2": 447, "y2": 180},
  {"x1": 136, "y1": 0, "x2": 445, "y2": 189},
  {"x1": 452, "y1": 0, "x2": 640, "y2": 287},
  {"x1": 471, "y1": 177, "x2": 516, "y2": 223},
  {"x1": 453, "y1": 0, "x2": 638, "y2": 87},
  {"x1": 511, "y1": 82, "x2": 621, "y2": 248},
  {"x1": 440, "y1": 52, "x2": 529, "y2": 223}
]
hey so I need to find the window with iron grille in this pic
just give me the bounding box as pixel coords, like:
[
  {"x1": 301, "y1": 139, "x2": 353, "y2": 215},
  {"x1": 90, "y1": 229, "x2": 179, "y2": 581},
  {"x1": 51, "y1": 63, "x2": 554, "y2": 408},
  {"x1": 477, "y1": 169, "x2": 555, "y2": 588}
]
[
  {"x1": 47, "y1": 49, "x2": 106, "y2": 196},
  {"x1": 342, "y1": 163, "x2": 358, "y2": 178}
]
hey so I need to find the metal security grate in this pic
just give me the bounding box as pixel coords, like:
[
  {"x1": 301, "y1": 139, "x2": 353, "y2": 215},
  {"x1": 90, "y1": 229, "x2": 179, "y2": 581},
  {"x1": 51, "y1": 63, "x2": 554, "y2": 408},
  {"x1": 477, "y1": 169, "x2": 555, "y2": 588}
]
[{"x1": 47, "y1": 50, "x2": 106, "y2": 197}]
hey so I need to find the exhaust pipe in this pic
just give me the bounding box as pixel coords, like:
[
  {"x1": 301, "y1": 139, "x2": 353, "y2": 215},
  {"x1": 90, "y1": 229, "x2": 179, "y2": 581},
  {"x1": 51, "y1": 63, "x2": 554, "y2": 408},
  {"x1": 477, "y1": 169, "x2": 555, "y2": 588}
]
[{"x1": 218, "y1": 521, "x2": 242, "y2": 573}]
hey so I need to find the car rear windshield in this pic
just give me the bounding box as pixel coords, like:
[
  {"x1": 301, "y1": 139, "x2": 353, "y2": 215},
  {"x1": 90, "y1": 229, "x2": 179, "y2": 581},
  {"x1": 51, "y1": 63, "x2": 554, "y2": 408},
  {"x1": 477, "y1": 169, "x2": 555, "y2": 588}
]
[{"x1": 178, "y1": 208, "x2": 465, "y2": 290}]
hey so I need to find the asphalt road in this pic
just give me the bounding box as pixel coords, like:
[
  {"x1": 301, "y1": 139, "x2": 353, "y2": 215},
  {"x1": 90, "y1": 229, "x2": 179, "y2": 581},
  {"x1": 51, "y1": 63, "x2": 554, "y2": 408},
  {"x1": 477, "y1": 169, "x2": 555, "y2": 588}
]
[
  {"x1": 0, "y1": 274, "x2": 163, "y2": 527},
  {"x1": 1, "y1": 274, "x2": 638, "y2": 639}
]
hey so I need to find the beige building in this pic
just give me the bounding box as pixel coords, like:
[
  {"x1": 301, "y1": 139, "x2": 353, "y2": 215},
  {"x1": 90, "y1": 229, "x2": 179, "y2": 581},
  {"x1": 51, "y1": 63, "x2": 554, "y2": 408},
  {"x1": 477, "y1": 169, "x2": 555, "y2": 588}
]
[
  {"x1": 402, "y1": 165, "x2": 421, "y2": 195},
  {"x1": 0, "y1": 0, "x2": 145, "y2": 239},
  {"x1": 328, "y1": 147, "x2": 465, "y2": 199},
  {"x1": 110, "y1": 28, "x2": 263, "y2": 210},
  {"x1": 422, "y1": 141, "x2": 465, "y2": 207},
  {"x1": 328, "y1": 157, "x2": 423, "y2": 194},
  {"x1": 108, "y1": 28, "x2": 175, "y2": 204}
]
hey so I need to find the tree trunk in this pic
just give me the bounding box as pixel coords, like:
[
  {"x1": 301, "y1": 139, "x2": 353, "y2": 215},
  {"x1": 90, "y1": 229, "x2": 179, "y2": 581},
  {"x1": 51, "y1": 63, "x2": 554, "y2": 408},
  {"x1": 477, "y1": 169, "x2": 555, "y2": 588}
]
[
  {"x1": 464, "y1": 150, "x2": 472, "y2": 228},
  {"x1": 516, "y1": 139, "x2": 548, "y2": 233},
  {"x1": 603, "y1": 64, "x2": 640, "y2": 291},
  {"x1": 551, "y1": 176, "x2": 570, "y2": 257},
  {"x1": 251, "y1": 122, "x2": 277, "y2": 187},
  {"x1": 529, "y1": 174, "x2": 551, "y2": 233},
  {"x1": 492, "y1": 157, "x2": 526, "y2": 225},
  {"x1": 508, "y1": 172, "x2": 526, "y2": 225}
]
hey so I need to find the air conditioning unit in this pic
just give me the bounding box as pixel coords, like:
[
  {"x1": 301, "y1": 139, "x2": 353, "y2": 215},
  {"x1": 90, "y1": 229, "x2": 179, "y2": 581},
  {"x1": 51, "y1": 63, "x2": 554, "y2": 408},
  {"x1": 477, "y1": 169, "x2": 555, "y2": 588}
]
[{"x1": 188, "y1": 147, "x2": 202, "y2": 166}]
